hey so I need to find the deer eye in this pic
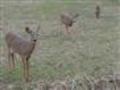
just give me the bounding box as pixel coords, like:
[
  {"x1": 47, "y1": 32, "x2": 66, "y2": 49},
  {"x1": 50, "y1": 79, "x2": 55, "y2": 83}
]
[{"x1": 25, "y1": 27, "x2": 32, "y2": 33}]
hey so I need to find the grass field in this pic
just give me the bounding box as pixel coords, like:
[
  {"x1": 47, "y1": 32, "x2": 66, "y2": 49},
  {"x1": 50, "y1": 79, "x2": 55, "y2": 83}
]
[{"x1": 0, "y1": 0, "x2": 120, "y2": 89}]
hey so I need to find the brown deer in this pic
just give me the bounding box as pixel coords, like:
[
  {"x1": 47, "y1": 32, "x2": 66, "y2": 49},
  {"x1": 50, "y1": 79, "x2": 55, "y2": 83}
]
[
  {"x1": 5, "y1": 25, "x2": 40, "y2": 82},
  {"x1": 60, "y1": 12, "x2": 79, "y2": 34},
  {"x1": 95, "y1": 5, "x2": 100, "y2": 19}
]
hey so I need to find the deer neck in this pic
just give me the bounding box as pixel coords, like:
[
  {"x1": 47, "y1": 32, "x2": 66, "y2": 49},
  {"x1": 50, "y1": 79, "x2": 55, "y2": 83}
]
[
  {"x1": 31, "y1": 40, "x2": 36, "y2": 50},
  {"x1": 28, "y1": 40, "x2": 36, "y2": 55}
]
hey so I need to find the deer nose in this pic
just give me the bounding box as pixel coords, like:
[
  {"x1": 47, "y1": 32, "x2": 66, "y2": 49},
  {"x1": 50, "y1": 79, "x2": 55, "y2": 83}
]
[{"x1": 33, "y1": 39, "x2": 37, "y2": 42}]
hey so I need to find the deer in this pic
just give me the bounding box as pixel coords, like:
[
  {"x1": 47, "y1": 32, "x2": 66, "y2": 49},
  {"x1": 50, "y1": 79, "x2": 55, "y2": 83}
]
[
  {"x1": 60, "y1": 12, "x2": 79, "y2": 34},
  {"x1": 95, "y1": 5, "x2": 100, "y2": 19},
  {"x1": 5, "y1": 25, "x2": 40, "y2": 82}
]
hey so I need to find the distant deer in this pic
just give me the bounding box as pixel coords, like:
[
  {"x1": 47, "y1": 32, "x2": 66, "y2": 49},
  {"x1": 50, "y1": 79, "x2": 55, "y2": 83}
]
[
  {"x1": 95, "y1": 5, "x2": 100, "y2": 19},
  {"x1": 5, "y1": 25, "x2": 40, "y2": 82},
  {"x1": 60, "y1": 12, "x2": 79, "y2": 34}
]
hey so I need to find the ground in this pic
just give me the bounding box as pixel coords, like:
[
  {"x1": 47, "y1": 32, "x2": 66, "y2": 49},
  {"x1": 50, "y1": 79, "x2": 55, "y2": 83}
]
[{"x1": 0, "y1": 0, "x2": 120, "y2": 89}]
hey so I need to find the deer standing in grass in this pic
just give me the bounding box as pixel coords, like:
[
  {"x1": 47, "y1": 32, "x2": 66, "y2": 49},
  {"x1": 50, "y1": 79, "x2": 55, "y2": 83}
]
[
  {"x1": 60, "y1": 12, "x2": 79, "y2": 34},
  {"x1": 5, "y1": 25, "x2": 40, "y2": 82},
  {"x1": 95, "y1": 5, "x2": 100, "y2": 19}
]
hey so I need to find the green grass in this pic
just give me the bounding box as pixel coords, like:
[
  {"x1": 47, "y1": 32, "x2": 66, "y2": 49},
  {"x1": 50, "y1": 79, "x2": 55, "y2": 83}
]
[{"x1": 0, "y1": 0, "x2": 119, "y2": 84}]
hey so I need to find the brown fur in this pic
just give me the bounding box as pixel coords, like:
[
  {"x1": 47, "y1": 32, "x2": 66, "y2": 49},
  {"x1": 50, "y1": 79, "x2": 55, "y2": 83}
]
[
  {"x1": 5, "y1": 26, "x2": 40, "y2": 82},
  {"x1": 60, "y1": 12, "x2": 79, "y2": 34}
]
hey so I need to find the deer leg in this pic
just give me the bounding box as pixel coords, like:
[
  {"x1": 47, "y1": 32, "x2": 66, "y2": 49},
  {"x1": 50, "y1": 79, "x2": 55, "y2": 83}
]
[
  {"x1": 96, "y1": 12, "x2": 100, "y2": 19},
  {"x1": 8, "y1": 49, "x2": 12, "y2": 70},
  {"x1": 11, "y1": 53, "x2": 15, "y2": 69},
  {"x1": 65, "y1": 26, "x2": 70, "y2": 34},
  {"x1": 22, "y1": 56, "x2": 30, "y2": 82},
  {"x1": 22, "y1": 57, "x2": 26, "y2": 81},
  {"x1": 25, "y1": 56, "x2": 31, "y2": 82},
  {"x1": 26, "y1": 59, "x2": 30, "y2": 82}
]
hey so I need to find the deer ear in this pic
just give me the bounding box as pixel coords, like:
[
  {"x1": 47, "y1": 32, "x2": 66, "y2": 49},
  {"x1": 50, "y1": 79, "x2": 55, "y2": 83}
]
[
  {"x1": 25, "y1": 27, "x2": 32, "y2": 33},
  {"x1": 36, "y1": 25, "x2": 40, "y2": 33},
  {"x1": 74, "y1": 13, "x2": 79, "y2": 18}
]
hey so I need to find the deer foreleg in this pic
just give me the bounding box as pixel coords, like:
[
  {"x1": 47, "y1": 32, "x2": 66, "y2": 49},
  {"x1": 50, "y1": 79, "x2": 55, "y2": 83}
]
[
  {"x1": 24, "y1": 55, "x2": 31, "y2": 82},
  {"x1": 8, "y1": 49, "x2": 12, "y2": 70},
  {"x1": 22, "y1": 58, "x2": 26, "y2": 81},
  {"x1": 11, "y1": 53, "x2": 15, "y2": 69},
  {"x1": 65, "y1": 26, "x2": 70, "y2": 34},
  {"x1": 96, "y1": 12, "x2": 100, "y2": 19},
  {"x1": 26, "y1": 59, "x2": 30, "y2": 82}
]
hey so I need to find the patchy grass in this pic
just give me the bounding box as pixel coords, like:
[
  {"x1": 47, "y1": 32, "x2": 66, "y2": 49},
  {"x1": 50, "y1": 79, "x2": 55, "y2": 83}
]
[{"x1": 0, "y1": 0, "x2": 119, "y2": 86}]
